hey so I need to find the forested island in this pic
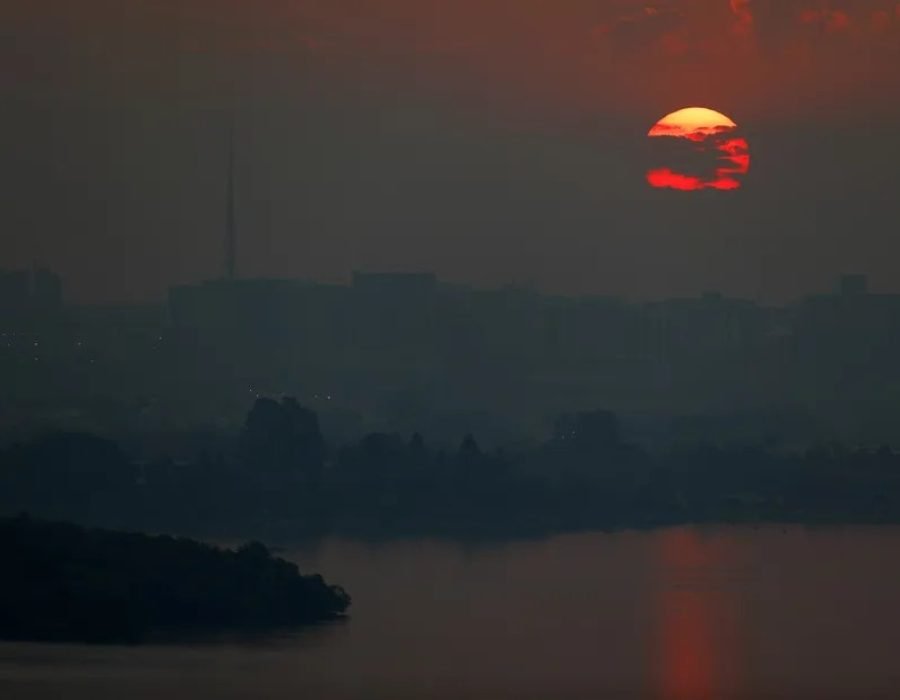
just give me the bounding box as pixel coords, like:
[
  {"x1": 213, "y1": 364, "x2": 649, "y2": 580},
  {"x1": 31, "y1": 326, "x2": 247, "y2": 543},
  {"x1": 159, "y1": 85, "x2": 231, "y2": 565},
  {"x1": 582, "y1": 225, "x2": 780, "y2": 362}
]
[
  {"x1": 2, "y1": 398, "x2": 900, "y2": 541},
  {"x1": 0, "y1": 516, "x2": 350, "y2": 644}
]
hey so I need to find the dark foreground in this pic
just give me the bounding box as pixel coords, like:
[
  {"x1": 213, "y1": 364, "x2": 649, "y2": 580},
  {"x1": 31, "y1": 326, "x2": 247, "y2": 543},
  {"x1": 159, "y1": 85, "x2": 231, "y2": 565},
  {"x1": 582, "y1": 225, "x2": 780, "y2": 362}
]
[{"x1": 0, "y1": 516, "x2": 350, "y2": 644}]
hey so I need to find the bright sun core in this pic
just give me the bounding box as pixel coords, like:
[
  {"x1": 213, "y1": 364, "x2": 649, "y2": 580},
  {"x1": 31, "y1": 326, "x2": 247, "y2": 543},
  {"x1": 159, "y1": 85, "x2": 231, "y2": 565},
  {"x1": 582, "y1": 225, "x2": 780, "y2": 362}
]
[{"x1": 648, "y1": 107, "x2": 737, "y2": 138}]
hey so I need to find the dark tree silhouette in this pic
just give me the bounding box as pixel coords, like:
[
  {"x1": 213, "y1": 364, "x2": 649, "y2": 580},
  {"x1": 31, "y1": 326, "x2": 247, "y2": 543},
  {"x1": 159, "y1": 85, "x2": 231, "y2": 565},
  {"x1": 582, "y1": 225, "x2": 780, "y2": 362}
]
[
  {"x1": 0, "y1": 433, "x2": 136, "y2": 522},
  {"x1": 409, "y1": 432, "x2": 426, "y2": 458},
  {"x1": 0, "y1": 515, "x2": 350, "y2": 644},
  {"x1": 239, "y1": 397, "x2": 324, "y2": 486},
  {"x1": 459, "y1": 434, "x2": 481, "y2": 460}
]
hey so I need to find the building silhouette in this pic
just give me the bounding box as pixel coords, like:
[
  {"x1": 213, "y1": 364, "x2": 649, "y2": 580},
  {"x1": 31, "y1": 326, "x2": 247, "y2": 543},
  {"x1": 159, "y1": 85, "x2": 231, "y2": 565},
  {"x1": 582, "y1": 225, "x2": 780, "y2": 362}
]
[{"x1": 6, "y1": 268, "x2": 900, "y2": 446}]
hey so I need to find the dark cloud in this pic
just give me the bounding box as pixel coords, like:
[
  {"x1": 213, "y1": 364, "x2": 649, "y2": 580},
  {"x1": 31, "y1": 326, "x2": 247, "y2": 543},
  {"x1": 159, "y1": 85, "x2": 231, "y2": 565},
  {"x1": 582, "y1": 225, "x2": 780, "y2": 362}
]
[{"x1": 3, "y1": 1, "x2": 897, "y2": 121}]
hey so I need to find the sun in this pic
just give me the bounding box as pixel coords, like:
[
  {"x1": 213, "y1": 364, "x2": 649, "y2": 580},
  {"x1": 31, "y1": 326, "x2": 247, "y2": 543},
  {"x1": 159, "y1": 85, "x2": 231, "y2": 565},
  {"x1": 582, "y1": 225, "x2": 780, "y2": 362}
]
[
  {"x1": 646, "y1": 107, "x2": 750, "y2": 191},
  {"x1": 649, "y1": 107, "x2": 737, "y2": 139}
]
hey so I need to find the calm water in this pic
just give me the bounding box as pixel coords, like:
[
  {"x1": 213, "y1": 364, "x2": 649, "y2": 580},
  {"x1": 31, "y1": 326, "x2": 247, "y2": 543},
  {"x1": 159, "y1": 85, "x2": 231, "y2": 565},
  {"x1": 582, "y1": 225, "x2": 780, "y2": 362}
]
[{"x1": 3, "y1": 526, "x2": 900, "y2": 699}]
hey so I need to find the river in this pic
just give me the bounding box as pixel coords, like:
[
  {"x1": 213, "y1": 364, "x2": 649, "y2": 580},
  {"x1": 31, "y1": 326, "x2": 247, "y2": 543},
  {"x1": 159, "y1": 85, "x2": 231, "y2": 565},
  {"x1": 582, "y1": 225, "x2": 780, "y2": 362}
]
[{"x1": 3, "y1": 526, "x2": 900, "y2": 699}]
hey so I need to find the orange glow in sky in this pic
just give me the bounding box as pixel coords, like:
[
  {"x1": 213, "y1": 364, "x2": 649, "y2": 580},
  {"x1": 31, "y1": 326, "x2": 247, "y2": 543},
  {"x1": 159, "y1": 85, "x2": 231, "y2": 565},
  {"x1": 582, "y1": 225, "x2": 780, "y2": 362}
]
[{"x1": 647, "y1": 107, "x2": 750, "y2": 191}]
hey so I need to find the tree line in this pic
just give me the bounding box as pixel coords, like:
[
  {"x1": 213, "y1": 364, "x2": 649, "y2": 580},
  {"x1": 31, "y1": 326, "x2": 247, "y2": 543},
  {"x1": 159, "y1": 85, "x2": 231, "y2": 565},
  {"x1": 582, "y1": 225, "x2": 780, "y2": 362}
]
[{"x1": 2, "y1": 398, "x2": 900, "y2": 539}]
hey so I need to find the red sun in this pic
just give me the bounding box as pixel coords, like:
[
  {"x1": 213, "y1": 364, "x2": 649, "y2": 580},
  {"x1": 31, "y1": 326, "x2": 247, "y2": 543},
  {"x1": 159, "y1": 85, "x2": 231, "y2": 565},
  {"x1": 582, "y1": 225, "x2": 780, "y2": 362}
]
[{"x1": 646, "y1": 107, "x2": 750, "y2": 191}]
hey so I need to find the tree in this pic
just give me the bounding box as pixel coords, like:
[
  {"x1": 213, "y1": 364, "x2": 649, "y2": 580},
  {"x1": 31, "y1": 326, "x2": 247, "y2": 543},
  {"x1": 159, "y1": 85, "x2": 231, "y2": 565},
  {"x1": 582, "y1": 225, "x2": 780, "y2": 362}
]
[
  {"x1": 239, "y1": 397, "x2": 324, "y2": 485},
  {"x1": 459, "y1": 434, "x2": 481, "y2": 460},
  {"x1": 409, "y1": 433, "x2": 427, "y2": 466}
]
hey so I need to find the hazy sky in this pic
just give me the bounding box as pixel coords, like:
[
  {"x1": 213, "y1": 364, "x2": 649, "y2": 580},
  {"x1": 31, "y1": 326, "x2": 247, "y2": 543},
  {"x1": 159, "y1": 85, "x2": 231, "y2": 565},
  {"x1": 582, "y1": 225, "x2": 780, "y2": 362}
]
[{"x1": 2, "y1": 0, "x2": 898, "y2": 302}]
